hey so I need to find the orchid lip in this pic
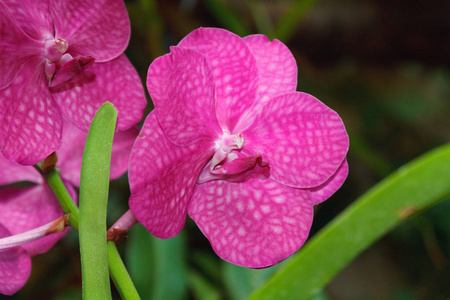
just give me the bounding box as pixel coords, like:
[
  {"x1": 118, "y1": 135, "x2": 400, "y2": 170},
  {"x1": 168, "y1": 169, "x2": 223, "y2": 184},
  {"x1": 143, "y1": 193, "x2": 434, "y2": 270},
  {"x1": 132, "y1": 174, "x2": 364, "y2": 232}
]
[{"x1": 211, "y1": 131, "x2": 245, "y2": 170}]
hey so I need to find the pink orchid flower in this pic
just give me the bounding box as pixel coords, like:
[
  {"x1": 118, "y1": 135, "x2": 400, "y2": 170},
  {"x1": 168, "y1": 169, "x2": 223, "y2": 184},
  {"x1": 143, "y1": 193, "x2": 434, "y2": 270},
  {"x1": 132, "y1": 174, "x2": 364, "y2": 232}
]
[
  {"x1": 0, "y1": 121, "x2": 138, "y2": 295},
  {"x1": 0, "y1": 0, "x2": 146, "y2": 165},
  {"x1": 128, "y1": 28, "x2": 349, "y2": 268}
]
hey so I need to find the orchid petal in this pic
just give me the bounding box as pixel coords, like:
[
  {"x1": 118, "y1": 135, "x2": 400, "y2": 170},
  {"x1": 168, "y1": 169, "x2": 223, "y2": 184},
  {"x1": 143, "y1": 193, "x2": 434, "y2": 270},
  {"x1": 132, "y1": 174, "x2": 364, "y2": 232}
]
[
  {"x1": 0, "y1": 59, "x2": 62, "y2": 165},
  {"x1": 147, "y1": 46, "x2": 220, "y2": 146},
  {"x1": 50, "y1": 0, "x2": 130, "y2": 62},
  {"x1": 243, "y1": 34, "x2": 297, "y2": 103},
  {"x1": 57, "y1": 121, "x2": 139, "y2": 187},
  {"x1": 189, "y1": 178, "x2": 313, "y2": 268},
  {"x1": 311, "y1": 159, "x2": 349, "y2": 205},
  {"x1": 0, "y1": 183, "x2": 75, "y2": 256},
  {"x1": 51, "y1": 54, "x2": 146, "y2": 132},
  {"x1": 0, "y1": 154, "x2": 41, "y2": 186},
  {"x1": 0, "y1": 223, "x2": 31, "y2": 296},
  {"x1": 129, "y1": 113, "x2": 214, "y2": 238},
  {"x1": 2, "y1": 0, "x2": 52, "y2": 40},
  {"x1": 178, "y1": 27, "x2": 259, "y2": 132},
  {"x1": 244, "y1": 92, "x2": 349, "y2": 188},
  {"x1": 0, "y1": 1, "x2": 42, "y2": 90}
]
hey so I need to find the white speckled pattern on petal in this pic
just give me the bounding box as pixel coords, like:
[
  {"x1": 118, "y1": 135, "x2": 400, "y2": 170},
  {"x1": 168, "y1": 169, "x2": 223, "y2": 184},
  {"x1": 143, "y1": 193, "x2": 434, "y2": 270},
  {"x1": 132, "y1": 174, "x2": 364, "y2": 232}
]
[
  {"x1": 0, "y1": 223, "x2": 31, "y2": 296},
  {"x1": 0, "y1": 1, "x2": 43, "y2": 90},
  {"x1": 244, "y1": 92, "x2": 349, "y2": 188},
  {"x1": 311, "y1": 159, "x2": 348, "y2": 205},
  {"x1": 1, "y1": 0, "x2": 52, "y2": 40},
  {"x1": 243, "y1": 35, "x2": 297, "y2": 103},
  {"x1": 129, "y1": 113, "x2": 214, "y2": 238},
  {"x1": 178, "y1": 28, "x2": 259, "y2": 132},
  {"x1": 147, "y1": 47, "x2": 220, "y2": 146},
  {"x1": 0, "y1": 59, "x2": 62, "y2": 165},
  {"x1": 51, "y1": 0, "x2": 130, "y2": 62},
  {"x1": 189, "y1": 177, "x2": 313, "y2": 268},
  {"x1": 52, "y1": 54, "x2": 146, "y2": 132}
]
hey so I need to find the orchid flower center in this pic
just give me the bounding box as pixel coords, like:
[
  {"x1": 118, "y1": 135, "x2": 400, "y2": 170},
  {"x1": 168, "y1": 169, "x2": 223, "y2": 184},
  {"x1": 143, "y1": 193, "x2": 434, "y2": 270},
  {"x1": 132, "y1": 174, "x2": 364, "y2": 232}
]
[
  {"x1": 43, "y1": 37, "x2": 73, "y2": 82},
  {"x1": 211, "y1": 131, "x2": 244, "y2": 170}
]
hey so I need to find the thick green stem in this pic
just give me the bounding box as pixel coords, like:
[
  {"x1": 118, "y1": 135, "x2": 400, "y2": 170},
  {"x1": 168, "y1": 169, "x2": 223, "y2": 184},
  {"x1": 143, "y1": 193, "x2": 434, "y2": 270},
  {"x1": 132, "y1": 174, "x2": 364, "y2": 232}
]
[
  {"x1": 79, "y1": 102, "x2": 117, "y2": 300},
  {"x1": 108, "y1": 241, "x2": 141, "y2": 300},
  {"x1": 43, "y1": 168, "x2": 79, "y2": 230}
]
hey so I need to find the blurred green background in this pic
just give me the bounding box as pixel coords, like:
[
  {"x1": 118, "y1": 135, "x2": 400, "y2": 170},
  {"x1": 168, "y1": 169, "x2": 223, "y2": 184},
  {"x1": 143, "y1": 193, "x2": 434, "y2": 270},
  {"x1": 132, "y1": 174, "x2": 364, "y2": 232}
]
[{"x1": 5, "y1": 0, "x2": 449, "y2": 299}]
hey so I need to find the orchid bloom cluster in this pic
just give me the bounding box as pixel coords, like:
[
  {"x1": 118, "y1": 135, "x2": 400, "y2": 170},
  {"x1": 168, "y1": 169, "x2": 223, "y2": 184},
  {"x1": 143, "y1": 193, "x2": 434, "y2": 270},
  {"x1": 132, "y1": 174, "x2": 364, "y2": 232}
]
[
  {"x1": 129, "y1": 28, "x2": 349, "y2": 268},
  {"x1": 1, "y1": 0, "x2": 349, "y2": 294},
  {"x1": 0, "y1": 0, "x2": 146, "y2": 165},
  {"x1": 0, "y1": 122, "x2": 138, "y2": 295}
]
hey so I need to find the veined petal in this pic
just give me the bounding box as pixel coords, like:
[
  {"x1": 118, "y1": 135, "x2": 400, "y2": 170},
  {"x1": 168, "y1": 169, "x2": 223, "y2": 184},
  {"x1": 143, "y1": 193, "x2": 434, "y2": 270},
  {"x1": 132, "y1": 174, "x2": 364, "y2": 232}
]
[
  {"x1": 0, "y1": 223, "x2": 31, "y2": 296},
  {"x1": 188, "y1": 178, "x2": 313, "y2": 268},
  {"x1": 51, "y1": 54, "x2": 146, "y2": 132},
  {"x1": 2, "y1": 0, "x2": 53, "y2": 40},
  {"x1": 0, "y1": 183, "x2": 75, "y2": 256},
  {"x1": 129, "y1": 113, "x2": 214, "y2": 239},
  {"x1": 0, "y1": 154, "x2": 41, "y2": 186},
  {"x1": 311, "y1": 159, "x2": 348, "y2": 205},
  {"x1": 0, "y1": 58, "x2": 62, "y2": 165},
  {"x1": 243, "y1": 35, "x2": 297, "y2": 103},
  {"x1": 57, "y1": 121, "x2": 139, "y2": 187},
  {"x1": 50, "y1": 0, "x2": 130, "y2": 62},
  {"x1": 244, "y1": 92, "x2": 349, "y2": 188},
  {"x1": 178, "y1": 27, "x2": 259, "y2": 132},
  {"x1": 147, "y1": 47, "x2": 221, "y2": 146},
  {"x1": 0, "y1": 1, "x2": 43, "y2": 90}
]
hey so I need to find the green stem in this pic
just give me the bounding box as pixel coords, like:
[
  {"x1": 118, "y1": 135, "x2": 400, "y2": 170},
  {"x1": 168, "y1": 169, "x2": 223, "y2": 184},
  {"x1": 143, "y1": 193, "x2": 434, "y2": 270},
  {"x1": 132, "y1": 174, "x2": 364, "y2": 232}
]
[
  {"x1": 79, "y1": 102, "x2": 117, "y2": 300},
  {"x1": 43, "y1": 168, "x2": 79, "y2": 230},
  {"x1": 108, "y1": 241, "x2": 141, "y2": 300}
]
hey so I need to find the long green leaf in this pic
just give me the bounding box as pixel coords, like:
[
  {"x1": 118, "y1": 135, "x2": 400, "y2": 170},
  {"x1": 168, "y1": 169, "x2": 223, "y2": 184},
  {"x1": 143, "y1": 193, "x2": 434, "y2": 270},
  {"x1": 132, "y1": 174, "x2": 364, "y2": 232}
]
[
  {"x1": 248, "y1": 143, "x2": 450, "y2": 299},
  {"x1": 79, "y1": 102, "x2": 117, "y2": 300},
  {"x1": 273, "y1": 0, "x2": 318, "y2": 41}
]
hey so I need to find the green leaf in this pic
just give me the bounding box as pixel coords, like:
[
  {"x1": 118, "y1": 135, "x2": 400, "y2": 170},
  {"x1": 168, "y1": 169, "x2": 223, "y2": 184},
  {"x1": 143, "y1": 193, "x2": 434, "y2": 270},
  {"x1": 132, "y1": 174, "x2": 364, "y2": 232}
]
[
  {"x1": 223, "y1": 262, "x2": 279, "y2": 300},
  {"x1": 273, "y1": 0, "x2": 318, "y2": 41},
  {"x1": 202, "y1": 0, "x2": 250, "y2": 36},
  {"x1": 126, "y1": 223, "x2": 155, "y2": 300},
  {"x1": 79, "y1": 102, "x2": 117, "y2": 300},
  {"x1": 189, "y1": 270, "x2": 221, "y2": 300},
  {"x1": 126, "y1": 224, "x2": 188, "y2": 300},
  {"x1": 152, "y1": 232, "x2": 188, "y2": 300},
  {"x1": 248, "y1": 143, "x2": 450, "y2": 300}
]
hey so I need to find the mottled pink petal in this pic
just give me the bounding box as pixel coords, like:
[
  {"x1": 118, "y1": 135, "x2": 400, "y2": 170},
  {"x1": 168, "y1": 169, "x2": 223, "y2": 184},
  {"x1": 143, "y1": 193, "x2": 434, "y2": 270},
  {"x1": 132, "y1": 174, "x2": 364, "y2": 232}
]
[
  {"x1": 0, "y1": 154, "x2": 41, "y2": 185},
  {"x1": 51, "y1": 54, "x2": 146, "y2": 132},
  {"x1": 147, "y1": 47, "x2": 220, "y2": 146},
  {"x1": 311, "y1": 159, "x2": 348, "y2": 205},
  {"x1": 0, "y1": 183, "x2": 75, "y2": 256},
  {"x1": 189, "y1": 178, "x2": 313, "y2": 268},
  {"x1": 51, "y1": 0, "x2": 130, "y2": 62},
  {"x1": 57, "y1": 121, "x2": 139, "y2": 187},
  {"x1": 0, "y1": 59, "x2": 62, "y2": 165},
  {"x1": 0, "y1": 223, "x2": 31, "y2": 296},
  {"x1": 2, "y1": 0, "x2": 52, "y2": 40},
  {"x1": 129, "y1": 113, "x2": 214, "y2": 238},
  {"x1": 0, "y1": 1, "x2": 43, "y2": 89},
  {"x1": 243, "y1": 92, "x2": 349, "y2": 188},
  {"x1": 243, "y1": 34, "x2": 297, "y2": 103},
  {"x1": 178, "y1": 28, "x2": 259, "y2": 132}
]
